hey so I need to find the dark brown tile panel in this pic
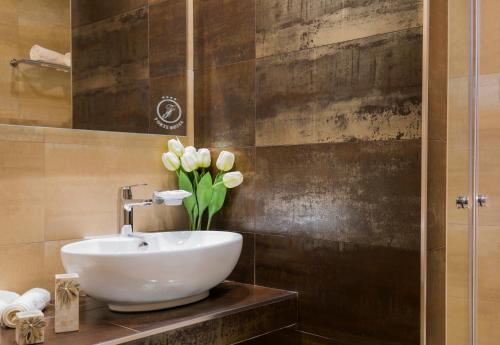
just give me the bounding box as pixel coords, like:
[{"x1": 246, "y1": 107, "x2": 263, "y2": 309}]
[
  {"x1": 149, "y1": 0, "x2": 187, "y2": 78},
  {"x1": 149, "y1": 74, "x2": 187, "y2": 135},
  {"x1": 255, "y1": 234, "x2": 420, "y2": 345},
  {"x1": 73, "y1": 80, "x2": 150, "y2": 133},
  {"x1": 194, "y1": 0, "x2": 256, "y2": 69},
  {"x1": 72, "y1": 7, "x2": 149, "y2": 94},
  {"x1": 0, "y1": 282, "x2": 295, "y2": 344},
  {"x1": 256, "y1": 28, "x2": 422, "y2": 146},
  {"x1": 71, "y1": 0, "x2": 147, "y2": 27},
  {"x1": 208, "y1": 147, "x2": 256, "y2": 233},
  {"x1": 227, "y1": 232, "x2": 255, "y2": 284},
  {"x1": 240, "y1": 325, "x2": 343, "y2": 345},
  {"x1": 426, "y1": 247, "x2": 445, "y2": 345},
  {"x1": 0, "y1": 313, "x2": 136, "y2": 345},
  {"x1": 84, "y1": 281, "x2": 296, "y2": 333},
  {"x1": 195, "y1": 60, "x2": 256, "y2": 148},
  {"x1": 256, "y1": 0, "x2": 422, "y2": 58},
  {"x1": 428, "y1": 139, "x2": 446, "y2": 250},
  {"x1": 428, "y1": 0, "x2": 448, "y2": 141},
  {"x1": 123, "y1": 297, "x2": 296, "y2": 345},
  {"x1": 255, "y1": 140, "x2": 421, "y2": 251}
]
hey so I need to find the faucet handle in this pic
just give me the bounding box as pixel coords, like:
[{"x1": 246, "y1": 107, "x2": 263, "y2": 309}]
[{"x1": 120, "y1": 184, "x2": 147, "y2": 199}]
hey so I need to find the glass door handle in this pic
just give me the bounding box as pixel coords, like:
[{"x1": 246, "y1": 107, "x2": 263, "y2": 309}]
[
  {"x1": 456, "y1": 196, "x2": 469, "y2": 209},
  {"x1": 477, "y1": 194, "x2": 487, "y2": 207}
]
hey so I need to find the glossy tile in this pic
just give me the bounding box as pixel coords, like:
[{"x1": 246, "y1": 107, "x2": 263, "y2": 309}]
[
  {"x1": 83, "y1": 281, "x2": 296, "y2": 333},
  {"x1": 149, "y1": 74, "x2": 187, "y2": 136},
  {"x1": 0, "y1": 0, "x2": 19, "y2": 125},
  {"x1": 427, "y1": 247, "x2": 445, "y2": 345},
  {"x1": 255, "y1": 234, "x2": 419, "y2": 344},
  {"x1": 194, "y1": 0, "x2": 255, "y2": 69},
  {"x1": 73, "y1": 80, "x2": 150, "y2": 133},
  {"x1": 0, "y1": 140, "x2": 45, "y2": 245},
  {"x1": 43, "y1": 140, "x2": 182, "y2": 241},
  {"x1": 0, "y1": 0, "x2": 71, "y2": 129},
  {"x1": 72, "y1": 8, "x2": 148, "y2": 93},
  {"x1": 240, "y1": 326, "x2": 341, "y2": 345},
  {"x1": 208, "y1": 147, "x2": 255, "y2": 232},
  {"x1": 195, "y1": 60, "x2": 255, "y2": 148},
  {"x1": 122, "y1": 298, "x2": 296, "y2": 345},
  {"x1": 255, "y1": 141, "x2": 421, "y2": 250},
  {"x1": 256, "y1": 0, "x2": 422, "y2": 58},
  {"x1": 149, "y1": 0, "x2": 186, "y2": 78},
  {"x1": 0, "y1": 314, "x2": 137, "y2": 345},
  {"x1": 71, "y1": 0, "x2": 147, "y2": 27},
  {"x1": 428, "y1": 139, "x2": 446, "y2": 250},
  {"x1": 0, "y1": 243, "x2": 45, "y2": 293},
  {"x1": 43, "y1": 239, "x2": 80, "y2": 292},
  {"x1": 428, "y1": 0, "x2": 448, "y2": 142},
  {"x1": 227, "y1": 232, "x2": 255, "y2": 284},
  {"x1": 256, "y1": 28, "x2": 422, "y2": 146}
]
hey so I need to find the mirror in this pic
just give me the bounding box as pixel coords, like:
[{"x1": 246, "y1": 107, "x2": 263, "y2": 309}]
[{"x1": 1, "y1": 0, "x2": 189, "y2": 136}]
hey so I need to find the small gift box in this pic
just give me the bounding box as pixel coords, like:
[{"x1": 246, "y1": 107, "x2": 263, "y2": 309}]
[
  {"x1": 15, "y1": 310, "x2": 45, "y2": 345},
  {"x1": 55, "y1": 273, "x2": 80, "y2": 333}
]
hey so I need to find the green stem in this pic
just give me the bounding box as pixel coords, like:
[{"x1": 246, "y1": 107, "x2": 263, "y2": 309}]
[
  {"x1": 212, "y1": 181, "x2": 224, "y2": 188},
  {"x1": 206, "y1": 215, "x2": 212, "y2": 230},
  {"x1": 196, "y1": 210, "x2": 203, "y2": 230}
]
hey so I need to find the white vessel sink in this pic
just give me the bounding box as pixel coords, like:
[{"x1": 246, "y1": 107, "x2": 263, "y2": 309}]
[{"x1": 61, "y1": 231, "x2": 242, "y2": 312}]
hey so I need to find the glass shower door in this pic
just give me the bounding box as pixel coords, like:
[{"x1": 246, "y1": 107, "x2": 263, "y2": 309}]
[
  {"x1": 476, "y1": 0, "x2": 500, "y2": 343},
  {"x1": 447, "y1": 0, "x2": 471, "y2": 343}
]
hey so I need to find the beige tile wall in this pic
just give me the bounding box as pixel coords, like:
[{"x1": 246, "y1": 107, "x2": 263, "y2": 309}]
[
  {"x1": 0, "y1": 0, "x2": 71, "y2": 128},
  {"x1": 0, "y1": 125, "x2": 189, "y2": 293}
]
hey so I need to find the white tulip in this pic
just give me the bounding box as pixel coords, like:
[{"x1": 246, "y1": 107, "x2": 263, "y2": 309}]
[
  {"x1": 168, "y1": 138, "x2": 184, "y2": 157},
  {"x1": 181, "y1": 152, "x2": 198, "y2": 172},
  {"x1": 184, "y1": 146, "x2": 197, "y2": 155},
  {"x1": 197, "y1": 148, "x2": 211, "y2": 168},
  {"x1": 223, "y1": 171, "x2": 243, "y2": 188},
  {"x1": 162, "y1": 152, "x2": 180, "y2": 171},
  {"x1": 216, "y1": 151, "x2": 235, "y2": 171}
]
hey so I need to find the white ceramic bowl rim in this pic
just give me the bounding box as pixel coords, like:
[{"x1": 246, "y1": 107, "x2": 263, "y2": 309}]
[{"x1": 61, "y1": 231, "x2": 242, "y2": 257}]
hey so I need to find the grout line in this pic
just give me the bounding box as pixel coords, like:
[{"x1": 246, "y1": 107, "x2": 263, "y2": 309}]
[
  {"x1": 253, "y1": 232, "x2": 256, "y2": 285},
  {"x1": 72, "y1": 5, "x2": 148, "y2": 30},
  {"x1": 255, "y1": 25, "x2": 424, "y2": 61},
  {"x1": 206, "y1": 137, "x2": 422, "y2": 151},
  {"x1": 108, "y1": 322, "x2": 141, "y2": 333},
  {"x1": 231, "y1": 324, "x2": 297, "y2": 344}
]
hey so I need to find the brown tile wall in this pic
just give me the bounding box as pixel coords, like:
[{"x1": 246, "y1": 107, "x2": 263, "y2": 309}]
[
  {"x1": 426, "y1": 0, "x2": 447, "y2": 344},
  {"x1": 194, "y1": 0, "x2": 423, "y2": 344},
  {"x1": 71, "y1": 0, "x2": 187, "y2": 136},
  {"x1": 0, "y1": 0, "x2": 71, "y2": 128}
]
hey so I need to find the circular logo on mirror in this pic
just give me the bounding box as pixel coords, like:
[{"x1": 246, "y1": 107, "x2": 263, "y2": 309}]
[{"x1": 154, "y1": 96, "x2": 184, "y2": 130}]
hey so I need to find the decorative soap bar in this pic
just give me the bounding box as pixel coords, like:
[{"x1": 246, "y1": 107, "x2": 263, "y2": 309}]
[
  {"x1": 54, "y1": 273, "x2": 80, "y2": 333},
  {"x1": 15, "y1": 310, "x2": 46, "y2": 345}
]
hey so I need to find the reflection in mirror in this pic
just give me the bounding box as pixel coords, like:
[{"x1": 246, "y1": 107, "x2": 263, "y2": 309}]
[
  {"x1": 2, "y1": 1, "x2": 189, "y2": 136},
  {"x1": 1, "y1": 0, "x2": 71, "y2": 128}
]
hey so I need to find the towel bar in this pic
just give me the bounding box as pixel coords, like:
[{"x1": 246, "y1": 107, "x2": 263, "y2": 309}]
[{"x1": 10, "y1": 58, "x2": 71, "y2": 72}]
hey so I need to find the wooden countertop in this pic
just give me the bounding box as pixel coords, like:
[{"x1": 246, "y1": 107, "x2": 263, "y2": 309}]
[{"x1": 0, "y1": 281, "x2": 297, "y2": 345}]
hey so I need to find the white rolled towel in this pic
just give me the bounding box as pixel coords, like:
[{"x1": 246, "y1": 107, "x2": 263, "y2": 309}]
[
  {"x1": 29, "y1": 44, "x2": 71, "y2": 67},
  {"x1": 0, "y1": 291, "x2": 20, "y2": 326},
  {"x1": 1, "y1": 288, "x2": 50, "y2": 328}
]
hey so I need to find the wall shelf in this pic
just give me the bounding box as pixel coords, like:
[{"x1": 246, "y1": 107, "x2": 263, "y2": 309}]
[{"x1": 10, "y1": 58, "x2": 71, "y2": 72}]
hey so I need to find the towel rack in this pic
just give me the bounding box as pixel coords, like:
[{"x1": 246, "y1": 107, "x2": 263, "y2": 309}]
[{"x1": 10, "y1": 58, "x2": 71, "y2": 72}]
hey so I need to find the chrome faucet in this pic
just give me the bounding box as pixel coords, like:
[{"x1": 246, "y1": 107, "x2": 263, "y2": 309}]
[{"x1": 118, "y1": 184, "x2": 155, "y2": 235}]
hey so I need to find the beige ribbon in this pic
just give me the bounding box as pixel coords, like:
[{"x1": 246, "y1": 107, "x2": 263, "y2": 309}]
[
  {"x1": 56, "y1": 280, "x2": 80, "y2": 307},
  {"x1": 20, "y1": 317, "x2": 46, "y2": 344}
]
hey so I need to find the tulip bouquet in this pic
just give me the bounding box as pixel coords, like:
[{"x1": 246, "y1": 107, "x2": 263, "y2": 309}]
[{"x1": 162, "y1": 138, "x2": 244, "y2": 230}]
